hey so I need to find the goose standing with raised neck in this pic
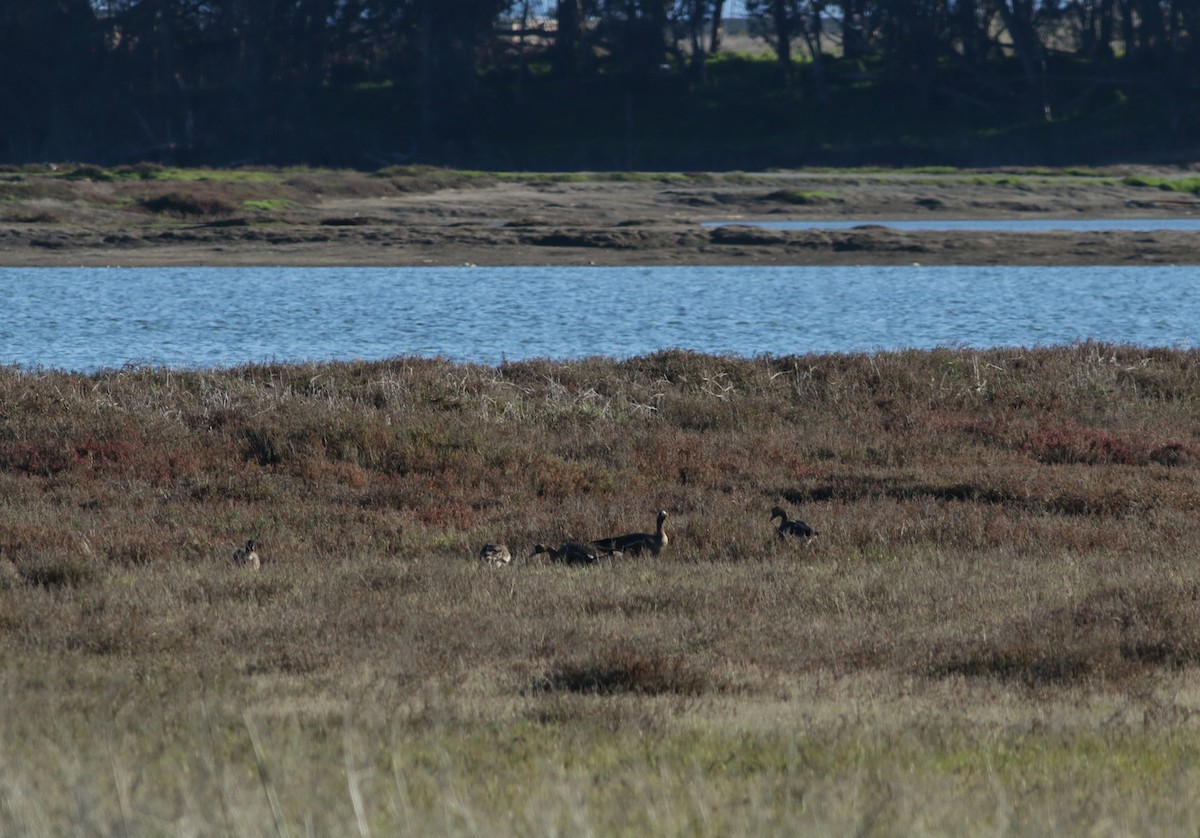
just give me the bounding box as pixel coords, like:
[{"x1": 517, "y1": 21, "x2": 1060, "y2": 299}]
[
  {"x1": 479, "y1": 543, "x2": 513, "y2": 566},
  {"x1": 770, "y1": 506, "x2": 816, "y2": 540},
  {"x1": 591, "y1": 510, "x2": 669, "y2": 557}
]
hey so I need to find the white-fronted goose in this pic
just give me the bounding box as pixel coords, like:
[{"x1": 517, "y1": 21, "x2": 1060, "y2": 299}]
[
  {"x1": 479, "y1": 543, "x2": 513, "y2": 566},
  {"x1": 232, "y1": 538, "x2": 261, "y2": 569},
  {"x1": 531, "y1": 541, "x2": 618, "y2": 565},
  {"x1": 770, "y1": 506, "x2": 816, "y2": 540},
  {"x1": 591, "y1": 510, "x2": 669, "y2": 557}
]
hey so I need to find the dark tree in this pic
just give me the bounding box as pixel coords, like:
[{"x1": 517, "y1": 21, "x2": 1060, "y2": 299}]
[
  {"x1": 0, "y1": 1, "x2": 101, "y2": 160},
  {"x1": 600, "y1": 0, "x2": 672, "y2": 77},
  {"x1": 0, "y1": 0, "x2": 1192, "y2": 167},
  {"x1": 554, "y1": 0, "x2": 587, "y2": 77}
]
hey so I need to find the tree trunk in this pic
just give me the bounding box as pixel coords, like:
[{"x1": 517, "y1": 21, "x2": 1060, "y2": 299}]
[
  {"x1": 154, "y1": 0, "x2": 184, "y2": 152},
  {"x1": 996, "y1": 0, "x2": 1052, "y2": 120},
  {"x1": 689, "y1": 0, "x2": 708, "y2": 84},
  {"x1": 419, "y1": 0, "x2": 435, "y2": 149},
  {"x1": 555, "y1": 0, "x2": 583, "y2": 77},
  {"x1": 802, "y1": 5, "x2": 827, "y2": 102},
  {"x1": 841, "y1": 0, "x2": 865, "y2": 59},
  {"x1": 709, "y1": 0, "x2": 725, "y2": 53},
  {"x1": 1098, "y1": 0, "x2": 1115, "y2": 55},
  {"x1": 771, "y1": 0, "x2": 793, "y2": 86}
]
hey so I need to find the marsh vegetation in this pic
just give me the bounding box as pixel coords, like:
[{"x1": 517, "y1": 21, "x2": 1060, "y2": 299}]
[{"x1": 3, "y1": 344, "x2": 1200, "y2": 833}]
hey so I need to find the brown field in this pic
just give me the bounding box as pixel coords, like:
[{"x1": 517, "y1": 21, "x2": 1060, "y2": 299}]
[{"x1": 3, "y1": 345, "x2": 1200, "y2": 834}]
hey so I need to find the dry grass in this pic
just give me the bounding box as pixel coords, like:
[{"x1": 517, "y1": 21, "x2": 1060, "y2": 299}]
[{"x1": 4, "y1": 343, "x2": 1200, "y2": 833}]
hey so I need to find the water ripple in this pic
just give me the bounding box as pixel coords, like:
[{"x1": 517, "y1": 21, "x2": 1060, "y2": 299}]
[{"x1": 1, "y1": 265, "x2": 1198, "y2": 372}]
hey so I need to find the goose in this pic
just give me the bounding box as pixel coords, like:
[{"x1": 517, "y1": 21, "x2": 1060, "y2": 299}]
[
  {"x1": 531, "y1": 541, "x2": 618, "y2": 565},
  {"x1": 770, "y1": 506, "x2": 816, "y2": 540},
  {"x1": 591, "y1": 510, "x2": 669, "y2": 557},
  {"x1": 479, "y1": 543, "x2": 513, "y2": 566},
  {"x1": 231, "y1": 538, "x2": 261, "y2": 568}
]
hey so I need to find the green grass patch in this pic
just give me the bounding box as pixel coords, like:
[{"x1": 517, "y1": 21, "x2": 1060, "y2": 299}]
[
  {"x1": 41, "y1": 163, "x2": 286, "y2": 184},
  {"x1": 971, "y1": 174, "x2": 1023, "y2": 185},
  {"x1": 370, "y1": 167, "x2": 717, "y2": 191},
  {"x1": 3, "y1": 670, "x2": 1199, "y2": 836},
  {"x1": 378, "y1": 167, "x2": 725, "y2": 185},
  {"x1": 594, "y1": 171, "x2": 691, "y2": 183},
  {"x1": 165, "y1": 167, "x2": 284, "y2": 184},
  {"x1": 61, "y1": 164, "x2": 117, "y2": 182},
  {"x1": 1028, "y1": 166, "x2": 1115, "y2": 178},
  {"x1": 1122, "y1": 176, "x2": 1200, "y2": 193},
  {"x1": 243, "y1": 198, "x2": 294, "y2": 212},
  {"x1": 137, "y1": 167, "x2": 285, "y2": 184},
  {"x1": 376, "y1": 164, "x2": 494, "y2": 181},
  {"x1": 765, "y1": 189, "x2": 840, "y2": 204}
]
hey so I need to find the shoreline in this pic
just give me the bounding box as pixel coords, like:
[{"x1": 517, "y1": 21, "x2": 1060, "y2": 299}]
[
  {"x1": 2, "y1": 166, "x2": 1199, "y2": 267},
  {"x1": 7, "y1": 228, "x2": 1200, "y2": 268}
]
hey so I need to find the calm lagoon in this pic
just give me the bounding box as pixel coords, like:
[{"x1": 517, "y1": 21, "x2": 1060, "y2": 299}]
[{"x1": 2, "y1": 265, "x2": 1198, "y2": 372}]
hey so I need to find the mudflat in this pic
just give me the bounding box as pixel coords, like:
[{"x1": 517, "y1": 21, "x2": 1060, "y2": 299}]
[{"x1": 2, "y1": 165, "x2": 1199, "y2": 267}]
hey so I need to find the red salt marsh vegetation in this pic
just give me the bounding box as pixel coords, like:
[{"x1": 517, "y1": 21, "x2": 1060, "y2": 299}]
[{"x1": 3, "y1": 344, "x2": 1200, "y2": 834}]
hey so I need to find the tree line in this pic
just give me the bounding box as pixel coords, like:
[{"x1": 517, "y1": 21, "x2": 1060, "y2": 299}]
[{"x1": 2, "y1": 1, "x2": 1196, "y2": 168}]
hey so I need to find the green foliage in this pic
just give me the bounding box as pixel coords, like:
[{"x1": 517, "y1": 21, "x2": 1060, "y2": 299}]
[
  {"x1": 765, "y1": 188, "x2": 840, "y2": 204},
  {"x1": 243, "y1": 198, "x2": 293, "y2": 212},
  {"x1": 144, "y1": 168, "x2": 285, "y2": 184},
  {"x1": 971, "y1": 174, "x2": 1022, "y2": 185},
  {"x1": 61, "y1": 164, "x2": 115, "y2": 182},
  {"x1": 1123, "y1": 176, "x2": 1200, "y2": 193}
]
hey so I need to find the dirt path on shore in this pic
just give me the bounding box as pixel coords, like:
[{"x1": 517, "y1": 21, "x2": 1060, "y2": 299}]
[{"x1": 2, "y1": 166, "x2": 1199, "y2": 267}]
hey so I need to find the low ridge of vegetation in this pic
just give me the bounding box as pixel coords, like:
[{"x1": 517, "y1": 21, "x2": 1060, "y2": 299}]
[{"x1": 3, "y1": 344, "x2": 1200, "y2": 833}]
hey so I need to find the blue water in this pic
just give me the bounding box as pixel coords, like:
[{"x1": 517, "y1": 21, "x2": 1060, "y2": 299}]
[
  {"x1": 2, "y1": 266, "x2": 1198, "y2": 372},
  {"x1": 706, "y1": 218, "x2": 1200, "y2": 232}
]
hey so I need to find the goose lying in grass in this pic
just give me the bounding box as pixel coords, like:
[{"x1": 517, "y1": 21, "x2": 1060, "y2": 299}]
[
  {"x1": 479, "y1": 543, "x2": 513, "y2": 567},
  {"x1": 591, "y1": 510, "x2": 669, "y2": 557},
  {"x1": 531, "y1": 541, "x2": 619, "y2": 565},
  {"x1": 770, "y1": 506, "x2": 817, "y2": 540}
]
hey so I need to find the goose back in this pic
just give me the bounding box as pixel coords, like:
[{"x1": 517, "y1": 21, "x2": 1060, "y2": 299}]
[
  {"x1": 592, "y1": 510, "x2": 669, "y2": 557},
  {"x1": 532, "y1": 541, "x2": 616, "y2": 565}
]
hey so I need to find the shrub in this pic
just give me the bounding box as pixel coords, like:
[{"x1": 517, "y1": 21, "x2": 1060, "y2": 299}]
[
  {"x1": 62, "y1": 164, "x2": 115, "y2": 182},
  {"x1": 535, "y1": 647, "x2": 710, "y2": 696},
  {"x1": 139, "y1": 189, "x2": 237, "y2": 217},
  {"x1": 928, "y1": 581, "x2": 1200, "y2": 687},
  {"x1": 1024, "y1": 424, "x2": 1198, "y2": 466},
  {"x1": 18, "y1": 552, "x2": 99, "y2": 590}
]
